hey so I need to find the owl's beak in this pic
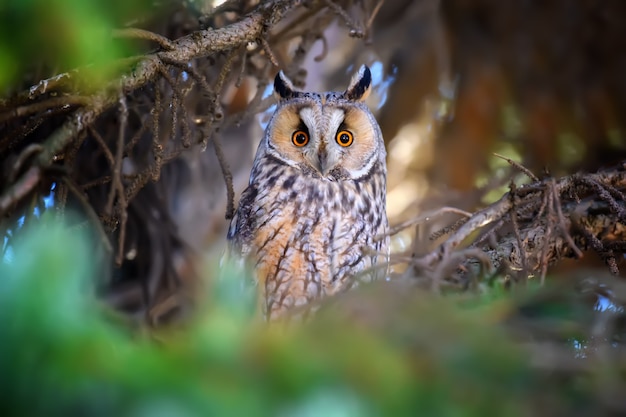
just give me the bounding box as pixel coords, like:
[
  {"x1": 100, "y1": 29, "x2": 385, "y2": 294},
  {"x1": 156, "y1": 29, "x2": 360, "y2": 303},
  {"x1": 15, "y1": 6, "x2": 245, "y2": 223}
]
[
  {"x1": 318, "y1": 151, "x2": 329, "y2": 175},
  {"x1": 319, "y1": 150, "x2": 341, "y2": 177},
  {"x1": 310, "y1": 144, "x2": 338, "y2": 177}
]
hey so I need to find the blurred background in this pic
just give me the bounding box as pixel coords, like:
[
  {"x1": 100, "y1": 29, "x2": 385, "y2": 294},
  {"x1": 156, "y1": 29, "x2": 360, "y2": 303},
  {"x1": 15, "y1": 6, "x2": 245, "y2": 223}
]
[
  {"x1": 1, "y1": 0, "x2": 626, "y2": 415},
  {"x1": 2, "y1": 0, "x2": 625, "y2": 316}
]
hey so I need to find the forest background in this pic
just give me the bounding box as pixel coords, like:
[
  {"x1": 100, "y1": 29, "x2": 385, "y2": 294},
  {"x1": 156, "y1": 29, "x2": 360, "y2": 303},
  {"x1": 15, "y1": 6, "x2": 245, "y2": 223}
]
[{"x1": 1, "y1": 0, "x2": 626, "y2": 415}]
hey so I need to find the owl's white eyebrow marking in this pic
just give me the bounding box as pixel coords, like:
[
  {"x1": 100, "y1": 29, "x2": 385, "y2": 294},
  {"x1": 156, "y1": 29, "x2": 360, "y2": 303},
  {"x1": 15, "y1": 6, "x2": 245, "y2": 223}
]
[
  {"x1": 326, "y1": 108, "x2": 345, "y2": 137},
  {"x1": 299, "y1": 107, "x2": 345, "y2": 142},
  {"x1": 298, "y1": 107, "x2": 318, "y2": 134},
  {"x1": 298, "y1": 107, "x2": 315, "y2": 121}
]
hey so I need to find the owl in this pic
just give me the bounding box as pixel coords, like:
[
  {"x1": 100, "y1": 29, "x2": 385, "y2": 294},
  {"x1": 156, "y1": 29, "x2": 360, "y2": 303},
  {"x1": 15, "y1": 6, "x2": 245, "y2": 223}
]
[{"x1": 227, "y1": 65, "x2": 389, "y2": 320}]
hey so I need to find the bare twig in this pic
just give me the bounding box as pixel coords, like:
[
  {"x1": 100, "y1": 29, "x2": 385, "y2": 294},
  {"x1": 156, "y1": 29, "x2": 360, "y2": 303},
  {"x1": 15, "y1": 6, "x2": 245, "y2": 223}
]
[
  {"x1": 7, "y1": 144, "x2": 43, "y2": 184},
  {"x1": 123, "y1": 114, "x2": 150, "y2": 156},
  {"x1": 210, "y1": 132, "x2": 236, "y2": 220},
  {"x1": 0, "y1": 166, "x2": 41, "y2": 215},
  {"x1": 112, "y1": 28, "x2": 176, "y2": 50},
  {"x1": 380, "y1": 206, "x2": 472, "y2": 240},
  {"x1": 419, "y1": 166, "x2": 626, "y2": 284},
  {"x1": 0, "y1": 0, "x2": 302, "y2": 204},
  {"x1": 509, "y1": 182, "x2": 528, "y2": 280},
  {"x1": 323, "y1": 0, "x2": 365, "y2": 38},
  {"x1": 432, "y1": 248, "x2": 492, "y2": 292},
  {"x1": 0, "y1": 96, "x2": 93, "y2": 124},
  {"x1": 56, "y1": 130, "x2": 88, "y2": 213},
  {"x1": 0, "y1": 107, "x2": 72, "y2": 154},
  {"x1": 260, "y1": 37, "x2": 280, "y2": 67},
  {"x1": 429, "y1": 216, "x2": 470, "y2": 241},
  {"x1": 365, "y1": 0, "x2": 385, "y2": 30},
  {"x1": 576, "y1": 175, "x2": 626, "y2": 220},
  {"x1": 59, "y1": 176, "x2": 113, "y2": 254},
  {"x1": 159, "y1": 66, "x2": 180, "y2": 170},
  {"x1": 494, "y1": 153, "x2": 539, "y2": 181},
  {"x1": 89, "y1": 127, "x2": 115, "y2": 167},
  {"x1": 236, "y1": 51, "x2": 248, "y2": 87},
  {"x1": 112, "y1": 97, "x2": 128, "y2": 266},
  {"x1": 81, "y1": 176, "x2": 112, "y2": 190},
  {"x1": 450, "y1": 169, "x2": 622, "y2": 261},
  {"x1": 550, "y1": 179, "x2": 583, "y2": 259},
  {"x1": 151, "y1": 75, "x2": 164, "y2": 182},
  {"x1": 538, "y1": 185, "x2": 555, "y2": 284}
]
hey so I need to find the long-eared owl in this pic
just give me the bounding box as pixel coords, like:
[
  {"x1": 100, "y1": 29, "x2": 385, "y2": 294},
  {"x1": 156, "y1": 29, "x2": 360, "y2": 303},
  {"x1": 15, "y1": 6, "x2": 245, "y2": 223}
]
[{"x1": 227, "y1": 65, "x2": 389, "y2": 320}]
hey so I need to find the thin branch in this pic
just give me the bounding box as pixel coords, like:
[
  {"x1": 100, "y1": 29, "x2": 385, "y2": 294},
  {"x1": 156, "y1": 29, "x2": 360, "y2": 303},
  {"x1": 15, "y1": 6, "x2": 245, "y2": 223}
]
[
  {"x1": 112, "y1": 28, "x2": 176, "y2": 50},
  {"x1": 236, "y1": 51, "x2": 247, "y2": 87},
  {"x1": 425, "y1": 168, "x2": 626, "y2": 267},
  {"x1": 0, "y1": 107, "x2": 72, "y2": 154},
  {"x1": 59, "y1": 175, "x2": 113, "y2": 254},
  {"x1": 576, "y1": 175, "x2": 626, "y2": 220},
  {"x1": 123, "y1": 114, "x2": 150, "y2": 156},
  {"x1": 429, "y1": 168, "x2": 626, "y2": 286},
  {"x1": 323, "y1": 0, "x2": 365, "y2": 38},
  {"x1": 538, "y1": 185, "x2": 555, "y2": 284},
  {"x1": 0, "y1": 96, "x2": 93, "y2": 124},
  {"x1": 210, "y1": 132, "x2": 235, "y2": 220},
  {"x1": 494, "y1": 152, "x2": 539, "y2": 181},
  {"x1": 550, "y1": 179, "x2": 583, "y2": 259},
  {"x1": 56, "y1": 130, "x2": 88, "y2": 213},
  {"x1": 25, "y1": 0, "x2": 300, "y2": 171},
  {"x1": 113, "y1": 97, "x2": 129, "y2": 266},
  {"x1": 89, "y1": 127, "x2": 115, "y2": 167},
  {"x1": 151, "y1": 79, "x2": 163, "y2": 182},
  {"x1": 0, "y1": 71, "x2": 78, "y2": 109},
  {"x1": 7, "y1": 144, "x2": 43, "y2": 183},
  {"x1": 81, "y1": 176, "x2": 112, "y2": 190},
  {"x1": 509, "y1": 182, "x2": 529, "y2": 280},
  {"x1": 429, "y1": 216, "x2": 470, "y2": 241},
  {"x1": 0, "y1": 166, "x2": 41, "y2": 215},
  {"x1": 365, "y1": 0, "x2": 385, "y2": 30},
  {"x1": 260, "y1": 37, "x2": 280, "y2": 67},
  {"x1": 379, "y1": 207, "x2": 472, "y2": 240}
]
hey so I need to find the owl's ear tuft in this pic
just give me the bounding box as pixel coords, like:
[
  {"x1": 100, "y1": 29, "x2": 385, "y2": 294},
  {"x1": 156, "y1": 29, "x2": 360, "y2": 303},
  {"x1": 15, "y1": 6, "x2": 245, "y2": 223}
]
[
  {"x1": 274, "y1": 71, "x2": 296, "y2": 100},
  {"x1": 344, "y1": 65, "x2": 372, "y2": 102}
]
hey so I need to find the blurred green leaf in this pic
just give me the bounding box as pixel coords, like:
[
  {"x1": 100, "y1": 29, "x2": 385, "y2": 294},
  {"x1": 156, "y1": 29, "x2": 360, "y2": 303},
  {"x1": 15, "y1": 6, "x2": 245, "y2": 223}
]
[
  {"x1": 0, "y1": 0, "x2": 151, "y2": 93},
  {"x1": 0, "y1": 214, "x2": 608, "y2": 416}
]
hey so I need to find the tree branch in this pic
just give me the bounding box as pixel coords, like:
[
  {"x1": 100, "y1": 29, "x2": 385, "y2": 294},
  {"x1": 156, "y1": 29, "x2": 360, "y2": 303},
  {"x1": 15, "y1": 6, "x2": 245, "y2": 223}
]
[
  {"x1": 414, "y1": 165, "x2": 626, "y2": 285},
  {"x1": 0, "y1": 0, "x2": 305, "y2": 217}
]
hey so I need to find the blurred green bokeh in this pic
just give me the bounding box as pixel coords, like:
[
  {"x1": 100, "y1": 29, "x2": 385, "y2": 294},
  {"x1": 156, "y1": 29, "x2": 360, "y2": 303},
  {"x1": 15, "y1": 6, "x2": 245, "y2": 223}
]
[
  {"x1": 0, "y1": 215, "x2": 601, "y2": 416},
  {"x1": 0, "y1": 0, "x2": 151, "y2": 93}
]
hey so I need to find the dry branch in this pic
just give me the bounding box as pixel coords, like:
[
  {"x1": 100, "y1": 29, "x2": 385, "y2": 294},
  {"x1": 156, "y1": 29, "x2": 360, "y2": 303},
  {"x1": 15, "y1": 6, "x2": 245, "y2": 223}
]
[
  {"x1": 413, "y1": 165, "x2": 626, "y2": 286},
  {"x1": 0, "y1": 0, "x2": 305, "y2": 216},
  {"x1": 44, "y1": 0, "x2": 281, "y2": 156}
]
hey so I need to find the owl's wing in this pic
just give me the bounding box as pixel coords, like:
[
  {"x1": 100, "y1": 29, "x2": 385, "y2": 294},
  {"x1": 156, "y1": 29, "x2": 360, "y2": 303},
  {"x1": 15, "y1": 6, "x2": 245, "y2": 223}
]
[
  {"x1": 219, "y1": 185, "x2": 260, "y2": 314},
  {"x1": 220, "y1": 219, "x2": 241, "y2": 269},
  {"x1": 221, "y1": 182, "x2": 258, "y2": 266},
  {"x1": 225, "y1": 209, "x2": 240, "y2": 245}
]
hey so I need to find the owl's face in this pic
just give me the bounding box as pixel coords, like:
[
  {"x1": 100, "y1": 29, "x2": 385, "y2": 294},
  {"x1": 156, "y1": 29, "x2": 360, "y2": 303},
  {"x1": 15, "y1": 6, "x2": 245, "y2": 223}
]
[{"x1": 260, "y1": 66, "x2": 384, "y2": 181}]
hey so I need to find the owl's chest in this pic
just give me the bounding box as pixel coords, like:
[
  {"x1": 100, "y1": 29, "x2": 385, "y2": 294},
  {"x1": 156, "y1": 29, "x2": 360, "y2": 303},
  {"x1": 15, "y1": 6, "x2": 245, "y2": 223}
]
[
  {"x1": 231, "y1": 170, "x2": 388, "y2": 318},
  {"x1": 244, "y1": 182, "x2": 374, "y2": 288}
]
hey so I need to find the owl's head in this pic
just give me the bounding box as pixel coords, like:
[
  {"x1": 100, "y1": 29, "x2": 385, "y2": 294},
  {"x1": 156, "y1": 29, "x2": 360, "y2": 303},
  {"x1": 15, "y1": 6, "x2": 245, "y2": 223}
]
[{"x1": 260, "y1": 65, "x2": 385, "y2": 180}]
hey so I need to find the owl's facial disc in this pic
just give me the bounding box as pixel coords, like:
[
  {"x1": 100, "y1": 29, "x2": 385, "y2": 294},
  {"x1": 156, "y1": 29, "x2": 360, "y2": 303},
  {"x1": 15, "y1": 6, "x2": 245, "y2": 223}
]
[{"x1": 266, "y1": 97, "x2": 380, "y2": 180}]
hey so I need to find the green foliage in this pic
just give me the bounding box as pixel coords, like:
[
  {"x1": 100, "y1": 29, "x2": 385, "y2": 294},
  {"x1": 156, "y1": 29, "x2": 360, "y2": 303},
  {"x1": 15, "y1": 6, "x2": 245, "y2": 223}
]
[
  {"x1": 0, "y1": 0, "x2": 150, "y2": 92},
  {"x1": 0, "y1": 216, "x2": 599, "y2": 416}
]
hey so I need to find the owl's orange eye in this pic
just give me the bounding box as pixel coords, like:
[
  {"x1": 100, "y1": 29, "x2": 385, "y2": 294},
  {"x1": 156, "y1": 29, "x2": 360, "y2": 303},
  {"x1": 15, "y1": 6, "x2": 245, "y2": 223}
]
[
  {"x1": 292, "y1": 130, "x2": 309, "y2": 147},
  {"x1": 336, "y1": 130, "x2": 354, "y2": 147}
]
